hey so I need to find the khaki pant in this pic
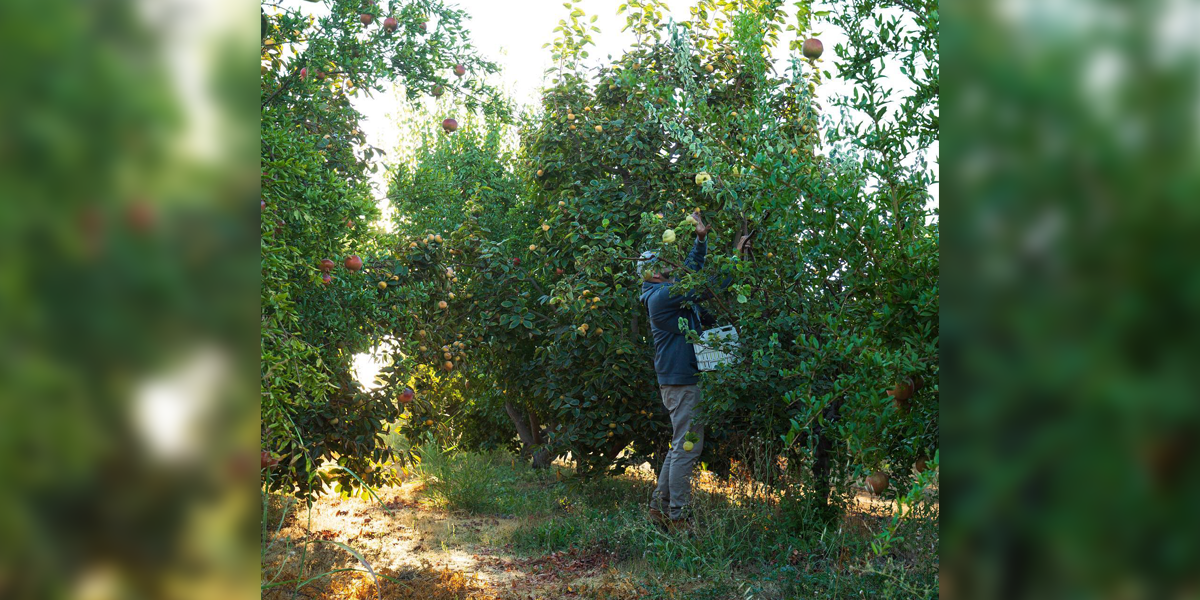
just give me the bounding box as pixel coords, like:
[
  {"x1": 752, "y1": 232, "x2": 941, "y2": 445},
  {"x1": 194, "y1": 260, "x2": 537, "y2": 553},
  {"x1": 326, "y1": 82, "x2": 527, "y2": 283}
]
[{"x1": 653, "y1": 384, "x2": 704, "y2": 520}]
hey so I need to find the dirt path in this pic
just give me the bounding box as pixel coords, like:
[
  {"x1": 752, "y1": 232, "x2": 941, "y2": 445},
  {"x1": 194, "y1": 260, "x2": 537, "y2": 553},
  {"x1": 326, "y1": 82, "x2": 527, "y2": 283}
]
[{"x1": 262, "y1": 481, "x2": 638, "y2": 600}]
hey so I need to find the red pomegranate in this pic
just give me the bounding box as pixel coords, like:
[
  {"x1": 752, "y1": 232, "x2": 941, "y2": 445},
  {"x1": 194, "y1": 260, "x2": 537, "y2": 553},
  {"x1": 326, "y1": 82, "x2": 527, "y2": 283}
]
[{"x1": 802, "y1": 38, "x2": 823, "y2": 60}]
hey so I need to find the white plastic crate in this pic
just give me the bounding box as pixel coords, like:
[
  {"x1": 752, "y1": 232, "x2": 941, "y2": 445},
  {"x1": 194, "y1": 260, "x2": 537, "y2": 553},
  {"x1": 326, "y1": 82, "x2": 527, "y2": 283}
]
[{"x1": 694, "y1": 325, "x2": 739, "y2": 372}]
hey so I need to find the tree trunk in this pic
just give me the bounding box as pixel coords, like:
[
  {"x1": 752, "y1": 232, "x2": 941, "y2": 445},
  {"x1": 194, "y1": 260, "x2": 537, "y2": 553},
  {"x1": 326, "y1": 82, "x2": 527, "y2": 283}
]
[
  {"x1": 603, "y1": 434, "x2": 632, "y2": 467},
  {"x1": 810, "y1": 395, "x2": 845, "y2": 522},
  {"x1": 531, "y1": 447, "x2": 553, "y2": 469},
  {"x1": 505, "y1": 402, "x2": 551, "y2": 469},
  {"x1": 529, "y1": 411, "x2": 542, "y2": 445}
]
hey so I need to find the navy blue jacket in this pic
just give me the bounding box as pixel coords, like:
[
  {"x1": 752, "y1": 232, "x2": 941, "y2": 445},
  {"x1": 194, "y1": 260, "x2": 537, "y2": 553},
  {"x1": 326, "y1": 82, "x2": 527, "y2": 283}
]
[{"x1": 639, "y1": 238, "x2": 731, "y2": 386}]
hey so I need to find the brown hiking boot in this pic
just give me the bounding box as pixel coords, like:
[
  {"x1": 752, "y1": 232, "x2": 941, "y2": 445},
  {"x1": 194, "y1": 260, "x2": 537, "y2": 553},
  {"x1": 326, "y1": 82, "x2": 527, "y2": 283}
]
[{"x1": 648, "y1": 506, "x2": 668, "y2": 525}]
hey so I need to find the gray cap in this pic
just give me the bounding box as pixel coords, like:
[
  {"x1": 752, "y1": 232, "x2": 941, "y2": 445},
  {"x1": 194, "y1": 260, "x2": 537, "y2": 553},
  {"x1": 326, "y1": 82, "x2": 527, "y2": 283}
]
[{"x1": 637, "y1": 250, "x2": 659, "y2": 278}]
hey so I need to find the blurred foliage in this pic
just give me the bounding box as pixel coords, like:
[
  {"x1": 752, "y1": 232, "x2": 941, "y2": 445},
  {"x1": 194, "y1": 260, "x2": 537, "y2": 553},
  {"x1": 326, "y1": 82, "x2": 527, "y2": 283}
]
[
  {"x1": 0, "y1": 0, "x2": 259, "y2": 598},
  {"x1": 942, "y1": 0, "x2": 1200, "y2": 597}
]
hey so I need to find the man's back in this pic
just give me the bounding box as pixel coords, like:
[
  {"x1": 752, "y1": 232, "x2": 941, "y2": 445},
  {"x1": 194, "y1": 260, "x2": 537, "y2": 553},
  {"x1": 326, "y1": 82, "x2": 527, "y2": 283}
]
[{"x1": 641, "y1": 280, "x2": 702, "y2": 386}]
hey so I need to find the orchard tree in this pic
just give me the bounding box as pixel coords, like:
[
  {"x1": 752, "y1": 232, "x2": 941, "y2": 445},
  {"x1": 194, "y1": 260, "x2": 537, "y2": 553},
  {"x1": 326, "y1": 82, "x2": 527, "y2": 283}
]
[
  {"x1": 380, "y1": 0, "x2": 938, "y2": 521},
  {"x1": 260, "y1": 0, "x2": 508, "y2": 501}
]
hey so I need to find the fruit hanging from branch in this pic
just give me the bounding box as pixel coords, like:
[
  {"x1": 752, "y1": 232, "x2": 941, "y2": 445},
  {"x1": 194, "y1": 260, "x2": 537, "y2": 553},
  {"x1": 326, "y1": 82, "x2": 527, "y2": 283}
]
[
  {"x1": 383, "y1": 17, "x2": 398, "y2": 31},
  {"x1": 887, "y1": 378, "x2": 915, "y2": 402},
  {"x1": 344, "y1": 255, "x2": 363, "y2": 272},
  {"x1": 360, "y1": 13, "x2": 373, "y2": 26},
  {"x1": 914, "y1": 455, "x2": 930, "y2": 473},
  {"x1": 399, "y1": 387, "x2": 414, "y2": 404},
  {"x1": 802, "y1": 38, "x2": 823, "y2": 60},
  {"x1": 431, "y1": 85, "x2": 444, "y2": 97},
  {"x1": 694, "y1": 172, "x2": 712, "y2": 185},
  {"x1": 866, "y1": 471, "x2": 889, "y2": 494},
  {"x1": 662, "y1": 229, "x2": 677, "y2": 244},
  {"x1": 319, "y1": 259, "x2": 335, "y2": 272},
  {"x1": 454, "y1": 63, "x2": 466, "y2": 77},
  {"x1": 442, "y1": 118, "x2": 458, "y2": 133}
]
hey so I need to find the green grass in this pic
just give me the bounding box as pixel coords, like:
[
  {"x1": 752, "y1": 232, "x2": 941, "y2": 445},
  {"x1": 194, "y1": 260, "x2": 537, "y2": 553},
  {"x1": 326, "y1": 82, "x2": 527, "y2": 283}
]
[{"x1": 407, "y1": 443, "x2": 939, "y2": 599}]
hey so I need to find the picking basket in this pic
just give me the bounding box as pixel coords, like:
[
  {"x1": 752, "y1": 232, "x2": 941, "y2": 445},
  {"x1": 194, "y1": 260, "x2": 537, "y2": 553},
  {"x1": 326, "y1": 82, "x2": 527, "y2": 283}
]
[{"x1": 694, "y1": 325, "x2": 739, "y2": 372}]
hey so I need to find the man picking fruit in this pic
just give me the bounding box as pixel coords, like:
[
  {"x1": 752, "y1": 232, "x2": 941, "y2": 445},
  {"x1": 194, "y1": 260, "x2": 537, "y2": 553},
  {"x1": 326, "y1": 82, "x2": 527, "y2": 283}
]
[{"x1": 638, "y1": 211, "x2": 750, "y2": 527}]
